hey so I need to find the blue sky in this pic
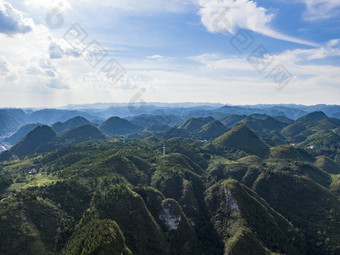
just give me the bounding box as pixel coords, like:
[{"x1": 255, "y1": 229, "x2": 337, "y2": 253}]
[{"x1": 0, "y1": 0, "x2": 339, "y2": 107}]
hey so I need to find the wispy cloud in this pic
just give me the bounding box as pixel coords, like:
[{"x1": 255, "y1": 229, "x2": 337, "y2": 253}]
[
  {"x1": 147, "y1": 55, "x2": 164, "y2": 60},
  {"x1": 275, "y1": 38, "x2": 340, "y2": 62},
  {"x1": 198, "y1": 0, "x2": 319, "y2": 47},
  {"x1": 188, "y1": 53, "x2": 250, "y2": 70},
  {"x1": 189, "y1": 39, "x2": 340, "y2": 94},
  {"x1": 23, "y1": 0, "x2": 72, "y2": 10},
  {"x1": 190, "y1": 39, "x2": 340, "y2": 68},
  {"x1": 299, "y1": 0, "x2": 340, "y2": 21},
  {"x1": 68, "y1": 0, "x2": 196, "y2": 14}
]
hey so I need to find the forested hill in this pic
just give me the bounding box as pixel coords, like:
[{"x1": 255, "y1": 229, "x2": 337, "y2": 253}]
[{"x1": 0, "y1": 109, "x2": 340, "y2": 255}]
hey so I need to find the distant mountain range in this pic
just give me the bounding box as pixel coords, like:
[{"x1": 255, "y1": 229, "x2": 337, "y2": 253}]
[{"x1": 1, "y1": 104, "x2": 339, "y2": 136}]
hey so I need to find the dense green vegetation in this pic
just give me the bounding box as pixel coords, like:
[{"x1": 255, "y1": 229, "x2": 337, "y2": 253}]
[
  {"x1": 196, "y1": 120, "x2": 229, "y2": 140},
  {"x1": 62, "y1": 219, "x2": 132, "y2": 255},
  {"x1": 210, "y1": 123, "x2": 270, "y2": 158},
  {"x1": 0, "y1": 110, "x2": 340, "y2": 254}
]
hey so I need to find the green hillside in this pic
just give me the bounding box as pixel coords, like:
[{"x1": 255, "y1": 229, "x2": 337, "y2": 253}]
[
  {"x1": 219, "y1": 114, "x2": 246, "y2": 128},
  {"x1": 242, "y1": 114, "x2": 288, "y2": 132},
  {"x1": 196, "y1": 120, "x2": 228, "y2": 140},
  {"x1": 281, "y1": 111, "x2": 340, "y2": 143},
  {"x1": 298, "y1": 130, "x2": 340, "y2": 161},
  {"x1": 52, "y1": 116, "x2": 92, "y2": 134},
  {"x1": 269, "y1": 145, "x2": 315, "y2": 162},
  {"x1": 0, "y1": 112, "x2": 340, "y2": 255},
  {"x1": 10, "y1": 125, "x2": 57, "y2": 157},
  {"x1": 99, "y1": 117, "x2": 143, "y2": 135},
  {"x1": 297, "y1": 111, "x2": 328, "y2": 122},
  {"x1": 205, "y1": 179, "x2": 305, "y2": 255},
  {"x1": 160, "y1": 127, "x2": 191, "y2": 139},
  {"x1": 4, "y1": 123, "x2": 41, "y2": 145},
  {"x1": 315, "y1": 156, "x2": 340, "y2": 174},
  {"x1": 212, "y1": 123, "x2": 270, "y2": 158},
  {"x1": 253, "y1": 172, "x2": 340, "y2": 254},
  {"x1": 62, "y1": 125, "x2": 106, "y2": 141},
  {"x1": 178, "y1": 117, "x2": 214, "y2": 132},
  {"x1": 62, "y1": 219, "x2": 132, "y2": 255}
]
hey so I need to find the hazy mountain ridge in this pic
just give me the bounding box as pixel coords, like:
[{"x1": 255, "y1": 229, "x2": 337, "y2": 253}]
[
  {"x1": 1, "y1": 104, "x2": 339, "y2": 137},
  {"x1": 1, "y1": 109, "x2": 340, "y2": 162},
  {"x1": 52, "y1": 116, "x2": 93, "y2": 134}
]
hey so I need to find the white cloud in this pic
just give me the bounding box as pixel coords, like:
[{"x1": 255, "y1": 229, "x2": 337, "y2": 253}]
[
  {"x1": 299, "y1": 0, "x2": 340, "y2": 21},
  {"x1": 198, "y1": 0, "x2": 319, "y2": 47},
  {"x1": 147, "y1": 55, "x2": 164, "y2": 60},
  {"x1": 0, "y1": 1, "x2": 34, "y2": 35},
  {"x1": 0, "y1": 0, "x2": 89, "y2": 96},
  {"x1": 48, "y1": 39, "x2": 82, "y2": 59}
]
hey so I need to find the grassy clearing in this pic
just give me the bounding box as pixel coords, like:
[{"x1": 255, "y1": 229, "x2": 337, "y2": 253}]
[{"x1": 8, "y1": 173, "x2": 60, "y2": 191}]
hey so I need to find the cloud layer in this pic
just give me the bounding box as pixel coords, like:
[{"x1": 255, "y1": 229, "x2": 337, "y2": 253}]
[{"x1": 0, "y1": 0, "x2": 339, "y2": 107}]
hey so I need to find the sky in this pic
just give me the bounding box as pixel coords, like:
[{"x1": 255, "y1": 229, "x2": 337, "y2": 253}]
[{"x1": 0, "y1": 0, "x2": 339, "y2": 108}]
